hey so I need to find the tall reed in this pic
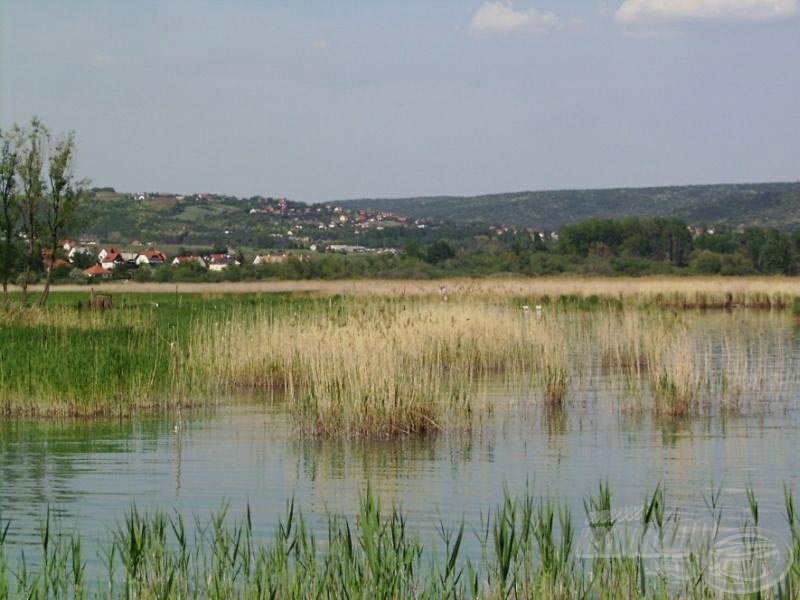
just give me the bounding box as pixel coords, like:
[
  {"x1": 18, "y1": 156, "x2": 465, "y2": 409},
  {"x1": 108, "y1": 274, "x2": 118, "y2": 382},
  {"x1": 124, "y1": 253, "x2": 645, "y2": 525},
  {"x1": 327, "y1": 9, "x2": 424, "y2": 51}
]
[
  {"x1": 0, "y1": 482, "x2": 796, "y2": 598},
  {"x1": 190, "y1": 299, "x2": 560, "y2": 436},
  {"x1": 2, "y1": 292, "x2": 798, "y2": 435}
]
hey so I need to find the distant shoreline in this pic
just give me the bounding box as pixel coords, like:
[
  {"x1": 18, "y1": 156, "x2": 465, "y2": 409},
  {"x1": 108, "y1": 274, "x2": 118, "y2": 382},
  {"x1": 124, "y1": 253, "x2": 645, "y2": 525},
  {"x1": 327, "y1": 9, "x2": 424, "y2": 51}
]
[{"x1": 10, "y1": 275, "x2": 800, "y2": 299}]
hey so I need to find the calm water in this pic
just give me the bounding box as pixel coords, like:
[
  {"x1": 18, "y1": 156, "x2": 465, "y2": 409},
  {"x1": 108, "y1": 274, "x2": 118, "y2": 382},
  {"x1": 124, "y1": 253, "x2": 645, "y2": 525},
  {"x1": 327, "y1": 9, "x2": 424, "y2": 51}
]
[{"x1": 2, "y1": 385, "x2": 799, "y2": 558}]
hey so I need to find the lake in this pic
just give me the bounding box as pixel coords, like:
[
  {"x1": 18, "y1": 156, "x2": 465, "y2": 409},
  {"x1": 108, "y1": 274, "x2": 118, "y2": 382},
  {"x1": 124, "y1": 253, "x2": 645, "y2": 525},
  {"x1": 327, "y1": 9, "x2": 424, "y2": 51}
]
[{"x1": 2, "y1": 381, "x2": 799, "y2": 564}]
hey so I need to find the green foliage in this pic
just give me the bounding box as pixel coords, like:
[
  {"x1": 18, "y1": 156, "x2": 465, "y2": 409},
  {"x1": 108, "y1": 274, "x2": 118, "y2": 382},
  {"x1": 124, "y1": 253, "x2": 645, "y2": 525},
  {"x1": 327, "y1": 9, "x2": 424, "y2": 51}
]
[
  {"x1": 560, "y1": 218, "x2": 691, "y2": 266},
  {"x1": 334, "y1": 181, "x2": 800, "y2": 231},
  {"x1": 0, "y1": 292, "x2": 325, "y2": 414},
  {"x1": 1, "y1": 483, "x2": 795, "y2": 597},
  {"x1": 425, "y1": 240, "x2": 456, "y2": 265},
  {"x1": 689, "y1": 249, "x2": 724, "y2": 274}
]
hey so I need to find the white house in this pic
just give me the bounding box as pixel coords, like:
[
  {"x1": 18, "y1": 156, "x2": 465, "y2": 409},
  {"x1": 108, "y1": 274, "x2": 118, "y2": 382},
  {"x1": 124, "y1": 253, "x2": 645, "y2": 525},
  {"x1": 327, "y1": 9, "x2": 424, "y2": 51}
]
[
  {"x1": 253, "y1": 253, "x2": 289, "y2": 265},
  {"x1": 207, "y1": 254, "x2": 240, "y2": 272},
  {"x1": 172, "y1": 256, "x2": 207, "y2": 268},
  {"x1": 135, "y1": 250, "x2": 167, "y2": 266}
]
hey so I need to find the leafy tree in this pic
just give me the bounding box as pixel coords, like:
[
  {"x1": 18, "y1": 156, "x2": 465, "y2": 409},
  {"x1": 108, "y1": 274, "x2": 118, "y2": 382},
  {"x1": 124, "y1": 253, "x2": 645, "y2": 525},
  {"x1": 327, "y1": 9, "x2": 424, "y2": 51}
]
[
  {"x1": 16, "y1": 118, "x2": 47, "y2": 301},
  {"x1": 758, "y1": 231, "x2": 792, "y2": 274},
  {"x1": 40, "y1": 131, "x2": 87, "y2": 305},
  {"x1": 425, "y1": 240, "x2": 455, "y2": 265},
  {"x1": 0, "y1": 126, "x2": 21, "y2": 303},
  {"x1": 689, "y1": 250, "x2": 723, "y2": 274},
  {"x1": 403, "y1": 239, "x2": 423, "y2": 260}
]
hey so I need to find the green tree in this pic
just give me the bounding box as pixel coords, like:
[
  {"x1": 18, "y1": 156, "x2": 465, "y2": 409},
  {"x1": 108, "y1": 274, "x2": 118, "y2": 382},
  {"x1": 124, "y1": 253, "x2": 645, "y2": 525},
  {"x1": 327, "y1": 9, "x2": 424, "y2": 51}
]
[
  {"x1": 40, "y1": 131, "x2": 87, "y2": 305},
  {"x1": 0, "y1": 126, "x2": 21, "y2": 304},
  {"x1": 758, "y1": 231, "x2": 791, "y2": 274},
  {"x1": 688, "y1": 249, "x2": 723, "y2": 274},
  {"x1": 403, "y1": 239, "x2": 423, "y2": 260},
  {"x1": 16, "y1": 118, "x2": 47, "y2": 301},
  {"x1": 425, "y1": 240, "x2": 456, "y2": 265}
]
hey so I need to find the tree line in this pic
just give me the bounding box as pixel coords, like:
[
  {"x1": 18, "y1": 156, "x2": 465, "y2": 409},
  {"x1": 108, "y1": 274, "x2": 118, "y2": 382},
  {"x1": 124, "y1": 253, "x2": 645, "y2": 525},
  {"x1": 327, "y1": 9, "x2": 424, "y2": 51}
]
[
  {"x1": 3, "y1": 118, "x2": 799, "y2": 289},
  {"x1": 113, "y1": 217, "x2": 800, "y2": 284},
  {"x1": 0, "y1": 119, "x2": 86, "y2": 305}
]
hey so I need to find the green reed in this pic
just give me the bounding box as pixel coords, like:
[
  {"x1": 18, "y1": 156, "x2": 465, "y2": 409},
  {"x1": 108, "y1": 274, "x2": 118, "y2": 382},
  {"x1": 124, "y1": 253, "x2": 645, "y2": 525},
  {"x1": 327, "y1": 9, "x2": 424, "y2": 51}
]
[
  {"x1": 0, "y1": 482, "x2": 796, "y2": 598},
  {"x1": 0, "y1": 292, "x2": 330, "y2": 416},
  {"x1": 1, "y1": 291, "x2": 798, "y2": 434}
]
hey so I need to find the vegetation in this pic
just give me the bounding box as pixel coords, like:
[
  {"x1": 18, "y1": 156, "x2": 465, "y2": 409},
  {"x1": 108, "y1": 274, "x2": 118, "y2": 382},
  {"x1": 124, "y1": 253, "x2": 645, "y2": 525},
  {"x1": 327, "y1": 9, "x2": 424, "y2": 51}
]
[
  {"x1": 0, "y1": 482, "x2": 796, "y2": 598},
  {"x1": 2, "y1": 286, "x2": 798, "y2": 433},
  {"x1": 0, "y1": 119, "x2": 87, "y2": 306},
  {"x1": 56, "y1": 217, "x2": 800, "y2": 284},
  {"x1": 333, "y1": 181, "x2": 800, "y2": 231},
  {"x1": 5, "y1": 120, "x2": 800, "y2": 285},
  {"x1": 0, "y1": 292, "x2": 323, "y2": 415}
]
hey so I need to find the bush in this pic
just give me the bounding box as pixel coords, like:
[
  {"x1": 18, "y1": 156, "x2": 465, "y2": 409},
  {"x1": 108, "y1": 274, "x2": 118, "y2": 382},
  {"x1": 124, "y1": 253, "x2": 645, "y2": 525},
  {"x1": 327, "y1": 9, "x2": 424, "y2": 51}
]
[
  {"x1": 688, "y1": 250, "x2": 723, "y2": 274},
  {"x1": 69, "y1": 268, "x2": 88, "y2": 284}
]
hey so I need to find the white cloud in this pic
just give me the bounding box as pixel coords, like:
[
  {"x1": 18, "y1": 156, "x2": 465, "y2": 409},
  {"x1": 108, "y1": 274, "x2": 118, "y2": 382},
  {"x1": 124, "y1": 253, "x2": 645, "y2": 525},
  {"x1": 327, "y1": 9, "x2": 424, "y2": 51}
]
[
  {"x1": 615, "y1": 0, "x2": 798, "y2": 26},
  {"x1": 312, "y1": 39, "x2": 331, "y2": 50},
  {"x1": 470, "y1": 1, "x2": 559, "y2": 35}
]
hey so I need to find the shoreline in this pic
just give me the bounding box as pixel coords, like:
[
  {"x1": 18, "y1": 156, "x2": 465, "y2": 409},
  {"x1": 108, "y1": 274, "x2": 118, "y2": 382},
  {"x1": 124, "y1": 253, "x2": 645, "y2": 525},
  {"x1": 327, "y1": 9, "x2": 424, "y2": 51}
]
[{"x1": 9, "y1": 274, "x2": 800, "y2": 298}]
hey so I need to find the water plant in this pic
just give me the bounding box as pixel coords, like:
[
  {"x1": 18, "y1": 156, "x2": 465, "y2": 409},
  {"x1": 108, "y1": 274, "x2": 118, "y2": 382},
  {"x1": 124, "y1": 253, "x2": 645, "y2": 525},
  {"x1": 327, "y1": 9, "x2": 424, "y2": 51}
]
[
  {"x1": 1, "y1": 289, "x2": 798, "y2": 437},
  {"x1": 0, "y1": 483, "x2": 796, "y2": 598}
]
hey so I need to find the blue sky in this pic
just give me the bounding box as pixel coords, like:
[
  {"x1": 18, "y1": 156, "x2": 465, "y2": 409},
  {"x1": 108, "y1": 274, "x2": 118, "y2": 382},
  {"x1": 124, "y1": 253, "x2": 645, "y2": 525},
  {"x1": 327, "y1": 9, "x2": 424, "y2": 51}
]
[{"x1": 1, "y1": 1, "x2": 798, "y2": 202}]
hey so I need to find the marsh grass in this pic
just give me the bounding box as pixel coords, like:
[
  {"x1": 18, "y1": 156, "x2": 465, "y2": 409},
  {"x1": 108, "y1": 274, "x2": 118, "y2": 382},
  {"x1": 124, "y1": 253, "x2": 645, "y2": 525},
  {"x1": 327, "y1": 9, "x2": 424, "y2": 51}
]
[
  {"x1": 0, "y1": 292, "x2": 326, "y2": 416},
  {"x1": 0, "y1": 483, "x2": 796, "y2": 598},
  {"x1": 28, "y1": 276, "x2": 800, "y2": 308},
  {"x1": 1, "y1": 290, "x2": 798, "y2": 435}
]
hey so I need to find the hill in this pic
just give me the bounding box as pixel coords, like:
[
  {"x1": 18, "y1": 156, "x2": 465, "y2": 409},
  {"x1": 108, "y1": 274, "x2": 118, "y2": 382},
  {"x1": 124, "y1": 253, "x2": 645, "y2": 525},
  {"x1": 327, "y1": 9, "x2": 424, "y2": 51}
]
[{"x1": 331, "y1": 182, "x2": 800, "y2": 231}]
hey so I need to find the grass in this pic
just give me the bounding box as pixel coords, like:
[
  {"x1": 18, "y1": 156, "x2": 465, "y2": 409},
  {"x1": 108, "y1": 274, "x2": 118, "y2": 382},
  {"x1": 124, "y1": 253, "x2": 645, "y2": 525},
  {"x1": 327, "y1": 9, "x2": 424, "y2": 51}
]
[
  {"x1": 0, "y1": 292, "x2": 328, "y2": 416},
  {"x1": 0, "y1": 482, "x2": 796, "y2": 598},
  {"x1": 1, "y1": 287, "x2": 798, "y2": 433},
  {"x1": 197, "y1": 298, "x2": 798, "y2": 430},
  {"x1": 19, "y1": 275, "x2": 800, "y2": 307}
]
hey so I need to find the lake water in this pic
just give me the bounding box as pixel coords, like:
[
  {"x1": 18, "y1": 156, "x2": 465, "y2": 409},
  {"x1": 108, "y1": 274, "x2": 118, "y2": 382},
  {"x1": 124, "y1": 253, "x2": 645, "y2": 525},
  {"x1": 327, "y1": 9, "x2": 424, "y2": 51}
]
[{"x1": 2, "y1": 383, "x2": 799, "y2": 561}]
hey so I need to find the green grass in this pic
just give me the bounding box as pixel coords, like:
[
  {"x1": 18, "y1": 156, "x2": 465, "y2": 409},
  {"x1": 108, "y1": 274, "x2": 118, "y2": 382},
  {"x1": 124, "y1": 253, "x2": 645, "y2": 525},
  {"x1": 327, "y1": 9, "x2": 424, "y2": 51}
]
[
  {"x1": 0, "y1": 482, "x2": 796, "y2": 598},
  {"x1": 1, "y1": 291, "x2": 798, "y2": 432},
  {"x1": 0, "y1": 292, "x2": 336, "y2": 415}
]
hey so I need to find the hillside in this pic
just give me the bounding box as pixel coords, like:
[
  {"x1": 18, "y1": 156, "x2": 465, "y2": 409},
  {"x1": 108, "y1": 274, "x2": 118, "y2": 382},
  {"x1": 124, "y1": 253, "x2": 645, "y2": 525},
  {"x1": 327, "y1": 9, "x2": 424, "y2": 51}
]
[
  {"x1": 76, "y1": 181, "x2": 800, "y2": 251},
  {"x1": 77, "y1": 191, "x2": 478, "y2": 250},
  {"x1": 332, "y1": 182, "x2": 800, "y2": 231}
]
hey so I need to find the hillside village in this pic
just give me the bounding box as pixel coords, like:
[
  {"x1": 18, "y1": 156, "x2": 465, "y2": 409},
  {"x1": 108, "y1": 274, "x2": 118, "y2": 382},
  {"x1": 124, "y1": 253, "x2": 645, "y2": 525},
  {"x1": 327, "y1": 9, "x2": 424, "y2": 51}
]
[
  {"x1": 27, "y1": 187, "x2": 795, "y2": 282},
  {"x1": 83, "y1": 190, "x2": 447, "y2": 252},
  {"x1": 55, "y1": 239, "x2": 311, "y2": 281}
]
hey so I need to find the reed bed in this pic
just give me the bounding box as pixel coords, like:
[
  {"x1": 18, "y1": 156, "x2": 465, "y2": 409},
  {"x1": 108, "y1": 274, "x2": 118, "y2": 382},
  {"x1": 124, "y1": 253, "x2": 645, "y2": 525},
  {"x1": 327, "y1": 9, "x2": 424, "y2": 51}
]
[
  {"x1": 23, "y1": 276, "x2": 800, "y2": 308},
  {"x1": 190, "y1": 297, "x2": 800, "y2": 434},
  {"x1": 0, "y1": 482, "x2": 797, "y2": 598},
  {"x1": 0, "y1": 306, "x2": 174, "y2": 415},
  {"x1": 0, "y1": 293, "x2": 322, "y2": 416},
  {"x1": 190, "y1": 299, "x2": 575, "y2": 436},
  {"x1": 1, "y1": 291, "x2": 798, "y2": 433}
]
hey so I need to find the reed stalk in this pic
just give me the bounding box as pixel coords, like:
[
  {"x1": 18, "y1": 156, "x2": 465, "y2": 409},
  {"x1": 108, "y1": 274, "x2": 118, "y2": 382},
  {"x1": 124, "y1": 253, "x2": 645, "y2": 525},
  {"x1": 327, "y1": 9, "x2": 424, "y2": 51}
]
[{"x1": 0, "y1": 482, "x2": 795, "y2": 598}]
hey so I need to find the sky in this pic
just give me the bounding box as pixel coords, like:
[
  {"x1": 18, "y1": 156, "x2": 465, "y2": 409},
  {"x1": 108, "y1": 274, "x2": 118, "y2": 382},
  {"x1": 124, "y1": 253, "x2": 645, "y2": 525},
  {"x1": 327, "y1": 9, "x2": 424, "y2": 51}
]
[{"x1": 1, "y1": 0, "x2": 799, "y2": 203}]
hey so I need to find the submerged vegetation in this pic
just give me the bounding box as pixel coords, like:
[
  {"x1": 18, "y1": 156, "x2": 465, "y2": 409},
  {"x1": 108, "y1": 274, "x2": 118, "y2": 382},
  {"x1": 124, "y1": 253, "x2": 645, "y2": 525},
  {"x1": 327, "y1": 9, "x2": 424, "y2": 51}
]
[
  {"x1": 0, "y1": 482, "x2": 797, "y2": 598},
  {"x1": 1, "y1": 281, "x2": 798, "y2": 436}
]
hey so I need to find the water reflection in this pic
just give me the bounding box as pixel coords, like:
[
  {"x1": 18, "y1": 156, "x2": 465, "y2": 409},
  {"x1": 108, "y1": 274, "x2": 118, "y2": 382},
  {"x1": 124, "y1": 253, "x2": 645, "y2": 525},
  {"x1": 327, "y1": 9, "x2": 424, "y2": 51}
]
[{"x1": 0, "y1": 388, "x2": 798, "y2": 558}]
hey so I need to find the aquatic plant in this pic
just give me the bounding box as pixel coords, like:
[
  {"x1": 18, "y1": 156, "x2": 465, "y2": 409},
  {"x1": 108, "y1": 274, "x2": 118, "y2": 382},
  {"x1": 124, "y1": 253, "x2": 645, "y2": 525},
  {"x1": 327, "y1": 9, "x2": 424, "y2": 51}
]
[
  {"x1": 0, "y1": 483, "x2": 796, "y2": 598},
  {"x1": 1, "y1": 289, "x2": 799, "y2": 437}
]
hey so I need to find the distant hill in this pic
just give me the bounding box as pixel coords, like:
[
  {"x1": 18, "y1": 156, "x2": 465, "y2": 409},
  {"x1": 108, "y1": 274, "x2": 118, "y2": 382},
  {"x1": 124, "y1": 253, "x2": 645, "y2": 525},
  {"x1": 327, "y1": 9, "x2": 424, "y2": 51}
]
[{"x1": 332, "y1": 182, "x2": 800, "y2": 231}]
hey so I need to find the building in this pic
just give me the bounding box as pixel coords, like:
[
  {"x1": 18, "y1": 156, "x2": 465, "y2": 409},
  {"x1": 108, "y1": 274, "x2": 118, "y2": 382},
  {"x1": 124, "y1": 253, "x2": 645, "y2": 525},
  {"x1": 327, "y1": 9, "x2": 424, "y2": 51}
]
[
  {"x1": 135, "y1": 250, "x2": 167, "y2": 267},
  {"x1": 207, "y1": 254, "x2": 240, "y2": 271},
  {"x1": 83, "y1": 264, "x2": 113, "y2": 279},
  {"x1": 253, "y1": 253, "x2": 289, "y2": 265}
]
